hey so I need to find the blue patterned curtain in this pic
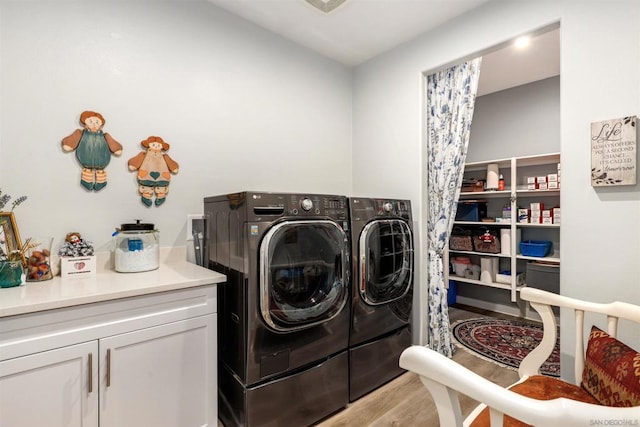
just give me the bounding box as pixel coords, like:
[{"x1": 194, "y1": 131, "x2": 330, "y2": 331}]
[{"x1": 426, "y1": 58, "x2": 482, "y2": 356}]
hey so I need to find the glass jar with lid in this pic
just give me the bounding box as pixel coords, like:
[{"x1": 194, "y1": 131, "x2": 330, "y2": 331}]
[{"x1": 114, "y1": 220, "x2": 159, "y2": 272}]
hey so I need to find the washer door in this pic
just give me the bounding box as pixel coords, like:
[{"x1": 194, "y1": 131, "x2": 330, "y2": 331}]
[
  {"x1": 359, "y1": 219, "x2": 413, "y2": 305},
  {"x1": 260, "y1": 220, "x2": 349, "y2": 332}
]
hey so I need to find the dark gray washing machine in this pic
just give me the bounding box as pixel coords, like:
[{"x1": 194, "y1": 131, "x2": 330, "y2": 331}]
[
  {"x1": 204, "y1": 192, "x2": 351, "y2": 427},
  {"x1": 348, "y1": 198, "x2": 414, "y2": 402}
]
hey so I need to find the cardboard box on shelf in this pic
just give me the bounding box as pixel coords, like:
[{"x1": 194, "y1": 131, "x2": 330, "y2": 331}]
[{"x1": 517, "y1": 208, "x2": 529, "y2": 223}]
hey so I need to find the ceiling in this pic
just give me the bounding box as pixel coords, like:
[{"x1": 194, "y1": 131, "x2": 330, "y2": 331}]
[
  {"x1": 476, "y1": 28, "x2": 559, "y2": 96},
  {"x1": 207, "y1": 0, "x2": 490, "y2": 66},
  {"x1": 206, "y1": 0, "x2": 560, "y2": 96}
]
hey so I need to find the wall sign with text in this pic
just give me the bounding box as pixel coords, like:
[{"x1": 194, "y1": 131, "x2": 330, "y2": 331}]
[{"x1": 591, "y1": 116, "x2": 637, "y2": 186}]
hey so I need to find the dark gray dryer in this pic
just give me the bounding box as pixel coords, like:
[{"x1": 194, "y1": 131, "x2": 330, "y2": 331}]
[
  {"x1": 204, "y1": 191, "x2": 351, "y2": 427},
  {"x1": 348, "y1": 197, "x2": 414, "y2": 402}
]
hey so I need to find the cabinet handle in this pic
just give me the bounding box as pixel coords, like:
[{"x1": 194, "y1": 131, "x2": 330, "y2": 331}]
[
  {"x1": 106, "y1": 349, "x2": 111, "y2": 387},
  {"x1": 88, "y1": 353, "x2": 93, "y2": 393}
]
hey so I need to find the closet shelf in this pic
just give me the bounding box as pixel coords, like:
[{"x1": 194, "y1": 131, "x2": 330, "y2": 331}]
[
  {"x1": 447, "y1": 152, "x2": 560, "y2": 303},
  {"x1": 448, "y1": 275, "x2": 526, "y2": 291}
]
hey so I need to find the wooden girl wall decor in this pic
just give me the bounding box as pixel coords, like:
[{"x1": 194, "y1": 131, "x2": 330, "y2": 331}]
[
  {"x1": 128, "y1": 136, "x2": 179, "y2": 207},
  {"x1": 62, "y1": 111, "x2": 123, "y2": 191}
]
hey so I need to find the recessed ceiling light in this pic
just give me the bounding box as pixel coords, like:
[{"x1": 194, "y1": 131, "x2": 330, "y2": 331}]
[
  {"x1": 306, "y1": 0, "x2": 347, "y2": 13},
  {"x1": 514, "y1": 36, "x2": 531, "y2": 49}
]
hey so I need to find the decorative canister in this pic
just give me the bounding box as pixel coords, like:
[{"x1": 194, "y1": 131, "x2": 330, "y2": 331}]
[
  {"x1": 114, "y1": 221, "x2": 159, "y2": 273},
  {"x1": 0, "y1": 260, "x2": 23, "y2": 288}
]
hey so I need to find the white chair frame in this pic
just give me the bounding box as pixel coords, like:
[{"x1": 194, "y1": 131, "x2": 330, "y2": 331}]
[{"x1": 400, "y1": 287, "x2": 640, "y2": 427}]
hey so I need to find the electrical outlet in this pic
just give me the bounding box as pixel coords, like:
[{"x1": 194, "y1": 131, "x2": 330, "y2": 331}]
[{"x1": 186, "y1": 214, "x2": 204, "y2": 241}]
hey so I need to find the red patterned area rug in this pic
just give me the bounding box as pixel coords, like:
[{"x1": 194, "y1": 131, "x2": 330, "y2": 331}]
[{"x1": 452, "y1": 317, "x2": 560, "y2": 377}]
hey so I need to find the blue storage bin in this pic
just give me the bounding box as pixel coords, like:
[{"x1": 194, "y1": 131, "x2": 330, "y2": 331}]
[
  {"x1": 447, "y1": 280, "x2": 457, "y2": 306},
  {"x1": 519, "y1": 240, "x2": 552, "y2": 257},
  {"x1": 455, "y1": 201, "x2": 487, "y2": 222}
]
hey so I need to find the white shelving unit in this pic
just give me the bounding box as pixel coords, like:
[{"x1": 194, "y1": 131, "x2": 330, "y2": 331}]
[{"x1": 446, "y1": 153, "x2": 560, "y2": 302}]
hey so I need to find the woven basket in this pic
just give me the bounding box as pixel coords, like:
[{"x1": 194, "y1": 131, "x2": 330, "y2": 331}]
[
  {"x1": 449, "y1": 229, "x2": 473, "y2": 251},
  {"x1": 473, "y1": 231, "x2": 501, "y2": 253}
]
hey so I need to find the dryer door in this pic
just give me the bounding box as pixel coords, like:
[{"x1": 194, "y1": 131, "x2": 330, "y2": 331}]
[
  {"x1": 359, "y1": 219, "x2": 413, "y2": 305},
  {"x1": 260, "y1": 220, "x2": 349, "y2": 332}
]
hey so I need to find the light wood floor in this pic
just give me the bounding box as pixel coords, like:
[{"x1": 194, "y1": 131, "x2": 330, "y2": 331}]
[{"x1": 315, "y1": 305, "x2": 520, "y2": 427}]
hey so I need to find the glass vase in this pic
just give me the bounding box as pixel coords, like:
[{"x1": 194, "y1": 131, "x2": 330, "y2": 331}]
[{"x1": 26, "y1": 236, "x2": 54, "y2": 282}]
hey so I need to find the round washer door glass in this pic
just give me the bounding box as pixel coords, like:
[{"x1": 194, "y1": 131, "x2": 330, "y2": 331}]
[
  {"x1": 260, "y1": 220, "x2": 349, "y2": 331},
  {"x1": 359, "y1": 219, "x2": 413, "y2": 305}
]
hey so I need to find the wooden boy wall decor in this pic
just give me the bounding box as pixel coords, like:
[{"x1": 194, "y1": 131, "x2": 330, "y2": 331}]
[
  {"x1": 128, "y1": 136, "x2": 179, "y2": 207},
  {"x1": 62, "y1": 111, "x2": 123, "y2": 191}
]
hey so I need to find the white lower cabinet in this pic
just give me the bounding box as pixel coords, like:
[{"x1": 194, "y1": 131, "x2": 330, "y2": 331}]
[
  {"x1": 0, "y1": 341, "x2": 99, "y2": 427},
  {"x1": 0, "y1": 285, "x2": 218, "y2": 427},
  {"x1": 100, "y1": 315, "x2": 216, "y2": 427}
]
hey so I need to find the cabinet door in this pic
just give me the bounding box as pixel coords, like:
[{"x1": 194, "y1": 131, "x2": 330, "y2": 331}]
[
  {"x1": 0, "y1": 341, "x2": 99, "y2": 427},
  {"x1": 99, "y1": 314, "x2": 216, "y2": 427}
]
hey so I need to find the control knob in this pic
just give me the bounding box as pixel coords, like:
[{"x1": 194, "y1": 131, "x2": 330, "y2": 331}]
[
  {"x1": 301, "y1": 198, "x2": 313, "y2": 211},
  {"x1": 382, "y1": 202, "x2": 393, "y2": 213}
]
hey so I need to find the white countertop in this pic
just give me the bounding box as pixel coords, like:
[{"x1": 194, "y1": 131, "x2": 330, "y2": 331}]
[{"x1": 0, "y1": 248, "x2": 226, "y2": 318}]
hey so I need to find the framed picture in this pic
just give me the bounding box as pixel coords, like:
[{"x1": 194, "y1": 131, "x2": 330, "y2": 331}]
[
  {"x1": 591, "y1": 116, "x2": 637, "y2": 186},
  {"x1": 0, "y1": 212, "x2": 25, "y2": 266}
]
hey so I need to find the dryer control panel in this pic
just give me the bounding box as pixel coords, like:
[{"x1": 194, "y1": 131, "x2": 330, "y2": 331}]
[
  {"x1": 374, "y1": 199, "x2": 411, "y2": 219},
  {"x1": 286, "y1": 194, "x2": 348, "y2": 220},
  {"x1": 349, "y1": 198, "x2": 412, "y2": 221}
]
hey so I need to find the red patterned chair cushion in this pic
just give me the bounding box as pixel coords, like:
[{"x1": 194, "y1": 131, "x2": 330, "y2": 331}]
[{"x1": 581, "y1": 326, "x2": 640, "y2": 407}]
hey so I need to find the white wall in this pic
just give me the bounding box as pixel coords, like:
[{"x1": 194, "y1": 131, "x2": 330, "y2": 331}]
[
  {"x1": 353, "y1": 0, "x2": 640, "y2": 380},
  {"x1": 0, "y1": 1, "x2": 352, "y2": 252},
  {"x1": 468, "y1": 76, "x2": 560, "y2": 162}
]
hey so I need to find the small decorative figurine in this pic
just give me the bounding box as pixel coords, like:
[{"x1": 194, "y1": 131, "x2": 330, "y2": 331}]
[
  {"x1": 62, "y1": 111, "x2": 123, "y2": 191},
  {"x1": 128, "y1": 136, "x2": 179, "y2": 207},
  {"x1": 58, "y1": 232, "x2": 95, "y2": 257},
  {"x1": 58, "y1": 232, "x2": 97, "y2": 278}
]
